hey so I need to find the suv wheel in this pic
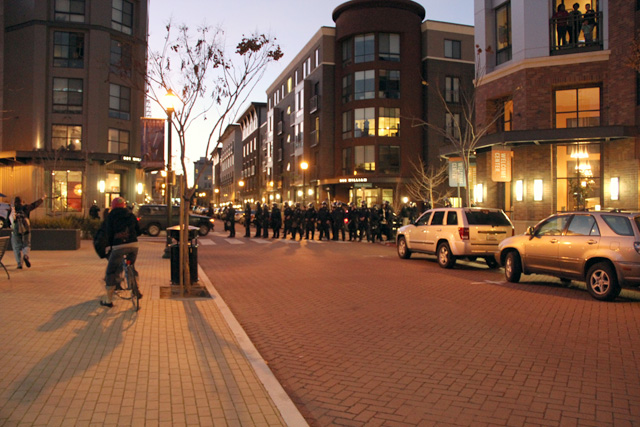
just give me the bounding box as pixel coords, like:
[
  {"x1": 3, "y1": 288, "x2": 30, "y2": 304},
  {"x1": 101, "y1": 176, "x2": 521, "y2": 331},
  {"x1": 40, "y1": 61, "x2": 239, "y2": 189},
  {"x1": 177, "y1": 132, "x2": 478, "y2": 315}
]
[
  {"x1": 437, "y1": 242, "x2": 456, "y2": 269},
  {"x1": 198, "y1": 223, "x2": 210, "y2": 236},
  {"x1": 586, "y1": 262, "x2": 621, "y2": 301},
  {"x1": 0, "y1": 217, "x2": 5, "y2": 228},
  {"x1": 397, "y1": 236, "x2": 411, "y2": 259},
  {"x1": 504, "y1": 251, "x2": 522, "y2": 283},
  {"x1": 147, "y1": 223, "x2": 161, "y2": 237}
]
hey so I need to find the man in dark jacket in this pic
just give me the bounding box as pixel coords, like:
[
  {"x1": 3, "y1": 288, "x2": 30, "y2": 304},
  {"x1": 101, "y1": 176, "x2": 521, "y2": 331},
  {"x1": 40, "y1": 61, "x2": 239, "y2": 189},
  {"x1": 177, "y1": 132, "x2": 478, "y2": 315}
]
[
  {"x1": 262, "y1": 203, "x2": 270, "y2": 238},
  {"x1": 357, "y1": 201, "x2": 371, "y2": 242},
  {"x1": 282, "y1": 203, "x2": 293, "y2": 239},
  {"x1": 347, "y1": 203, "x2": 358, "y2": 241},
  {"x1": 270, "y1": 203, "x2": 281, "y2": 238},
  {"x1": 331, "y1": 202, "x2": 346, "y2": 241},
  {"x1": 254, "y1": 202, "x2": 263, "y2": 237},
  {"x1": 10, "y1": 194, "x2": 46, "y2": 269},
  {"x1": 291, "y1": 203, "x2": 304, "y2": 240},
  {"x1": 101, "y1": 197, "x2": 141, "y2": 308},
  {"x1": 317, "y1": 201, "x2": 331, "y2": 240},
  {"x1": 304, "y1": 203, "x2": 317, "y2": 240}
]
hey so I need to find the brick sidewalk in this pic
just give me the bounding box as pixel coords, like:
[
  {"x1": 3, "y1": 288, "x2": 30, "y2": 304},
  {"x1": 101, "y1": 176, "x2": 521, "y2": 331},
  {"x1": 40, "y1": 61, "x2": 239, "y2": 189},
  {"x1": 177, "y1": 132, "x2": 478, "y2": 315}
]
[{"x1": 0, "y1": 239, "x2": 305, "y2": 426}]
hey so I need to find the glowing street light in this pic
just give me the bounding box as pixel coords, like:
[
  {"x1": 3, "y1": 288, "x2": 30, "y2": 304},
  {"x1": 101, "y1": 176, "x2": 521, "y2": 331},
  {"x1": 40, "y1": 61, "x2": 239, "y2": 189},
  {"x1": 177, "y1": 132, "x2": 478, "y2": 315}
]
[{"x1": 300, "y1": 161, "x2": 309, "y2": 205}]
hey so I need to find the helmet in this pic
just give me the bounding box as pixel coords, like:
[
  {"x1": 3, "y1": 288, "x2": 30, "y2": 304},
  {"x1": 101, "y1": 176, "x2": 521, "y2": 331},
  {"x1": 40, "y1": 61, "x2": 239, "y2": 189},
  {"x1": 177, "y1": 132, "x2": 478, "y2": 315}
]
[
  {"x1": 308, "y1": 203, "x2": 314, "y2": 208},
  {"x1": 296, "y1": 202, "x2": 301, "y2": 207},
  {"x1": 111, "y1": 197, "x2": 126, "y2": 209},
  {"x1": 322, "y1": 201, "x2": 327, "y2": 205}
]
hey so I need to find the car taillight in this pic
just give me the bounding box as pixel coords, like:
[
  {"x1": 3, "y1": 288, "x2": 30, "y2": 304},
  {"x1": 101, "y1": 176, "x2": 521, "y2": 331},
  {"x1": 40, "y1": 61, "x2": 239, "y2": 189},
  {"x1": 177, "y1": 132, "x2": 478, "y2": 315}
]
[
  {"x1": 634, "y1": 242, "x2": 640, "y2": 255},
  {"x1": 511, "y1": 227, "x2": 515, "y2": 236},
  {"x1": 458, "y1": 227, "x2": 469, "y2": 240}
]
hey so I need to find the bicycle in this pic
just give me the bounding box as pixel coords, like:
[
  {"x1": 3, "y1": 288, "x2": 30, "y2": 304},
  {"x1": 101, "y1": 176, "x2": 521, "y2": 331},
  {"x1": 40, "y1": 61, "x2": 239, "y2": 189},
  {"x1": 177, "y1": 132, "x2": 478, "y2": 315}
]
[{"x1": 114, "y1": 253, "x2": 141, "y2": 312}]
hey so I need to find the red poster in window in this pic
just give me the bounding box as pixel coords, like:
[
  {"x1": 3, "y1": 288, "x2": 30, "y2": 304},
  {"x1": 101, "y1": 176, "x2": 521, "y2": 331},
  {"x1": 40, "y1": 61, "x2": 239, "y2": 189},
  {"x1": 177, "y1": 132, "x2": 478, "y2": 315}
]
[{"x1": 491, "y1": 149, "x2": 511, "y2": 182}]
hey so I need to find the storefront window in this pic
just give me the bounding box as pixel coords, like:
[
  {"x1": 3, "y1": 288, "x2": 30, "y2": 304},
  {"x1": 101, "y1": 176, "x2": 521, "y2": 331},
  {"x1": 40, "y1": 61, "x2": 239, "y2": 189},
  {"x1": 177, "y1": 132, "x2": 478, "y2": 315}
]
[
  {"x1": 51, "y1": 170, "x2": 83, "y2": 212},
  {"x1": 556, "y1": 144, "x2": 601, "y2": 211}
]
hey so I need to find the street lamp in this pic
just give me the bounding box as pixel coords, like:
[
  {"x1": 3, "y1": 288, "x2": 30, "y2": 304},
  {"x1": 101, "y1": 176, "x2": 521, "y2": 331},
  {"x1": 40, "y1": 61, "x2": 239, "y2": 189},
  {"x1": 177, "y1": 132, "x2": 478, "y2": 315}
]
[
  {"x1": 238, "y1": 179, "x2": 245, "y2": 203},
  {"x1": 300, "y1": 161, "x2": 309, "y2": 205},
  {"x1": 163, "y1": 89, "x2": 177, "y2": 258}
]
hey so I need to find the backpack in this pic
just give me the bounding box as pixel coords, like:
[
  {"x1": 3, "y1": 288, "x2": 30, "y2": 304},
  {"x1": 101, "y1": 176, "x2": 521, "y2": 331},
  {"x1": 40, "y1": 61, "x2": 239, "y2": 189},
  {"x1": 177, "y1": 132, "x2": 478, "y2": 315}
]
[
  {"x1": 93, "y1": 222, "x2": 110, "y2": 259},
  {"x1": 13, "y1": 208, "x2": 30, "y2": 235}
]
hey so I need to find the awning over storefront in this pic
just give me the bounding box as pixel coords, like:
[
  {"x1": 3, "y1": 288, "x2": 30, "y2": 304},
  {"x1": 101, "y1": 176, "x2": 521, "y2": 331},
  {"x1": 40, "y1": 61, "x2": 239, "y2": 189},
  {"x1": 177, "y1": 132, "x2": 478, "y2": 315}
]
[{"x1": 439, "y1": 125, "x2": 638, "y2": 157}]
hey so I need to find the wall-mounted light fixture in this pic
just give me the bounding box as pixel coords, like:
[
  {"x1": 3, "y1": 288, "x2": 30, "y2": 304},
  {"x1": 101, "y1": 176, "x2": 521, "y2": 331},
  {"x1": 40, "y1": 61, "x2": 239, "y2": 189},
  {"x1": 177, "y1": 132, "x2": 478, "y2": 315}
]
[
  {"x1": 515, "y1": 180, "x2": 523, "y2": 202},
  {"x1": 533, "y1": 179, "x2": 543, "y2": 201},
  {"x1": 610, "y1": 177, "x2": 619, "y2": 201}
]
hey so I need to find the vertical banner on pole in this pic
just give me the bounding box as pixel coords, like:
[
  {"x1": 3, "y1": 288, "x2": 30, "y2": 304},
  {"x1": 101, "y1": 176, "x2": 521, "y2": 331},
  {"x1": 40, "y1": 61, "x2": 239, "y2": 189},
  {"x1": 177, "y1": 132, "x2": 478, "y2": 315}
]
[
  {"x1": 448, "y1": 158, "x2": 466, "y2": 187},
  {"x1": 140, "y1": 118, "x2": 165, "y2": 169}
]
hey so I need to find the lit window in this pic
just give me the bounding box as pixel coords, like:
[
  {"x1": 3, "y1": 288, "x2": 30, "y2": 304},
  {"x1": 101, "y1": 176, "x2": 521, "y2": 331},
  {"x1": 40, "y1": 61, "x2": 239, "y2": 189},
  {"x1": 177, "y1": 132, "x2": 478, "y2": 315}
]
[
  {"x1": 503, "y1": 99, "x2": 513, "y2": 131},
  {"x1": 555, "y1": 87, "x2": 601, "y2": 128},
  {"x1": 474, "y1": 184, "x2": 484, "y2": 203},
  {"x1": 354, "y1": 108, "x2": 375, "y2": 138},
  {"x1": 378, "y1": 108, "x2": 400, "y2": 137},
  {"x1": 355, "y1": 145, "x2": 375, "y2": 173},
  {"x1": 610, "y1": 177, "x2": 619, "y2": 201},
  {"x1": 495, "y1": 2, "x2": 512, "y2": 65},
  {"x1": 52, "y1": 125, "x2": 82, "y2": 151},
  {"x1": 53, "y1": 78, "x2": 83, "y2": 114}
]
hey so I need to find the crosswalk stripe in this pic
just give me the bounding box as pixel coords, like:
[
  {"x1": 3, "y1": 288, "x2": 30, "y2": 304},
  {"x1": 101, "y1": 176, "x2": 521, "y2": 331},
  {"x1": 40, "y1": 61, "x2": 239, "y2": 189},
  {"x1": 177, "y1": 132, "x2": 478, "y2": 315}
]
[
  {"x1": 198, "y1": 239, "x2": 215, "y2": 245},
  {"x1": 252, "y1": 239, "x2": 272, "y2": 244},
  {"x1": 226, "y1": 239, "x2": 245, "y2": 245}
]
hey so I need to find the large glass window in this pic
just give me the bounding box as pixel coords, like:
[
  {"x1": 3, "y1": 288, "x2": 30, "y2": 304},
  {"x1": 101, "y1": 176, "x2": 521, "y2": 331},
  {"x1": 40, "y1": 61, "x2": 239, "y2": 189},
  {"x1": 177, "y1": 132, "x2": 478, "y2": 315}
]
[
  {"x1": 379, "y1": 70, "x2": 400, "y2": 99},
  {"x1": 354, "y1": 108, "x2": 375, "y2": 138},
  {"x1": 109, "y1": 84, "x2": 131, "y2": 120},
  {"x1": 354, "y1": 70, "x2": 375, "y2": 100},
  {"x1": 444, "y1": 39, "x2": 461, "y2": 59},
  {"x1": 53, "y1": 32, "x2": 84, "y2": 68},
  {"x1": 52, "y1": 125, "x2": 82, "y2": 150},
  {"x1": 378, "y1": 108, "x2": 400, "y2": 137},
  {"x1": 496, "y1": 2, "x2": 512, "y2": 65},
  {"x1": 503, "y1": 99, "x2": 513, "y2": 131},
  {"x1": 53, "y1": 78, "x2": 83, "y2": 114},
  {"x1": 379, "y1": 145, "x2": 400, "y2": 174},
  {"x1": 446, "y1": 113, "x2": 461, "y2": 138},
  {"x1": 556, "y1": 144, "x2": 601, "y2": 211},
  {"x1": 445, "y1": 76, "x2": 460, "y2": 103},
  {"x1": 112, "y1": 0, "x2": 133, "y2": 35},
  {"x1": 55, "y1": 0, "x2": 85, "y2": 22},
  {"x1": 342, "y1": 110, "x2": 353, "y2": 140},
  {"x1": 342, "y1": 39, "x2": 353, "y2": 67},
  {"x1": 51, "y1": 170, "x2": 83, "y2": 212},
  {"x1": 354, "y1": 145, "x2": 375, "y2": 173},
  {"x1": 555, "y1": 87, "x2": 600, "y2": 128},
  {"x1": 110, "y1": 39, "x2": 132, "y2": 76},
  {"x1": 379, "y1": 33, "x2": 400, "y2": 61},
  {"x1": 342, "y1": 74, "x2": 353, "y2": 104},
  {"x1": 108, "y1": 128, "x2": 130, "y2": 154},
  {"x1": 354, "y1": 34, "x2": 375, "y2": 63}
]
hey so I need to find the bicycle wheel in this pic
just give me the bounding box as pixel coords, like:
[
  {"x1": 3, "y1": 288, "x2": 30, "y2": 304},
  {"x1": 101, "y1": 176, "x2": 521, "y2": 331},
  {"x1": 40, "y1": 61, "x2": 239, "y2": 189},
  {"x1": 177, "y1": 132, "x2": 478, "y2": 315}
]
[{"x1": 126, "y1": 264, "x2": 140, "y2": 312}]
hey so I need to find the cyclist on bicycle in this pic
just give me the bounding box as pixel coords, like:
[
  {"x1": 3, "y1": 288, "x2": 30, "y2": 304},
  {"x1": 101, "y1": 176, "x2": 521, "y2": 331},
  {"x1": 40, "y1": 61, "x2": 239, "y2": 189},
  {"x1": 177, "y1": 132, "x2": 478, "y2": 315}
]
[{"x1": 100, "y1": 197, "x2": 141, "y2": 308}]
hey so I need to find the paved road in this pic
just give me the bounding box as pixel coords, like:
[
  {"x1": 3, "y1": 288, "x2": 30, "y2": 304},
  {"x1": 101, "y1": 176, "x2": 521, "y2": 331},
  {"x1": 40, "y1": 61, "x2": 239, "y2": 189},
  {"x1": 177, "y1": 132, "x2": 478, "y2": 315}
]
[{"x1": 198, "y1": 231, "x2": 640, "y2": 426}]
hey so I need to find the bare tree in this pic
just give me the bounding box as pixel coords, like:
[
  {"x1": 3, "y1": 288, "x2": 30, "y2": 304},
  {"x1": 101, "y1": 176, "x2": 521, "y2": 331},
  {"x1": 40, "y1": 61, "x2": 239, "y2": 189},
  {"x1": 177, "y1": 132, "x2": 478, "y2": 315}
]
[
  {"x1": 405, "y1": 159, "x2": 452, "y2": 208},
  {"x1": 412, "y1": 46, "x2": 505, "y2": 207},
  {"x1": 146, "y1": 22, "x2": 282, "y2": 293}
]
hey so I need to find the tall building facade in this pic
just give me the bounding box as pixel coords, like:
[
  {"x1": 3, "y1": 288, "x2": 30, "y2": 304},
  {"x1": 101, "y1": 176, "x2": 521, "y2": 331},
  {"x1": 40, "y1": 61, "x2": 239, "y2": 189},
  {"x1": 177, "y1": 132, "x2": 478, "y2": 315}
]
[
  {"x1": 237, "y1": 102, "x2": 267, "y2": 204},
  {"x1": 259, "y1": 0, "x2": 474, "y2": 208},
  {"x1": 1, "y1": 0, "x2": 148, "y2": 216},
  {"x1": 473, "y1": 0, "x2": 639, "y2": 229}
]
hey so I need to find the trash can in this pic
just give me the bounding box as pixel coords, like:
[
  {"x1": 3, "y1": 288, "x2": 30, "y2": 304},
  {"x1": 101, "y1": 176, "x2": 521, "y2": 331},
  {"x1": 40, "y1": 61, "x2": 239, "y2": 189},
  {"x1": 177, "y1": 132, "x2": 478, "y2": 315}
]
[{"x1": 167, "y1": 225, "x2": 199, "y2": 284}]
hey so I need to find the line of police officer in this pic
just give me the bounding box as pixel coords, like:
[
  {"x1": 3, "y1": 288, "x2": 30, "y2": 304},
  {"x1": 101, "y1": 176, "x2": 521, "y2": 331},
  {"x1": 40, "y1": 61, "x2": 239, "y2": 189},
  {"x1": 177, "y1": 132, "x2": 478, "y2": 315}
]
[{"x1": 235, "y1": 200, "x2": 401, "y2": 243}]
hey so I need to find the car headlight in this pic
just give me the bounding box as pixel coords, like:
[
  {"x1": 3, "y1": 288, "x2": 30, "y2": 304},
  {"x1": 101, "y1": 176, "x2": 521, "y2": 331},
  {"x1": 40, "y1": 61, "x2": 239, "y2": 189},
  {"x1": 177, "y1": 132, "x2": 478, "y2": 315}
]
[{"x1": 209, "y1": 218, "x2": 215, "y2": 223}]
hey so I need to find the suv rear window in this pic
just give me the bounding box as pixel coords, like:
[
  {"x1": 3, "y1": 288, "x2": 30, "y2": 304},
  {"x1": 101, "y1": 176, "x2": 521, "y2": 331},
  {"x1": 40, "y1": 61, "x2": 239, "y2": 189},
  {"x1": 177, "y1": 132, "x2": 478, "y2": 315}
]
[
  {"x1": 464, "y1": 210, "x2": 511, "y2": 226},
  {"x1": 602, "y1": 215, "x2": 634, "y2": 236}
]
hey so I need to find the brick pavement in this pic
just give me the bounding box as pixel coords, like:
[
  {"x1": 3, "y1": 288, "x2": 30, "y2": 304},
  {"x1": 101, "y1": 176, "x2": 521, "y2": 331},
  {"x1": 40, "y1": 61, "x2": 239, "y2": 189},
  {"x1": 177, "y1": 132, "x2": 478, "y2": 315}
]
[
  {"x1": 198, "y1": 234, "x2": 640, "y2": 426},
  {"x1": 0, "y1": 238, "x2": 306, "y2": 426}
]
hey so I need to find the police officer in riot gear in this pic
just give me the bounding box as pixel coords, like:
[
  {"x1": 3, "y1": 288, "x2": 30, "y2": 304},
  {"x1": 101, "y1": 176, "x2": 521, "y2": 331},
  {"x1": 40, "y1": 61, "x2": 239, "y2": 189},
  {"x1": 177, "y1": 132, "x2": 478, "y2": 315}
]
[
  {"x1": 357, "y1": 201, "x2": 370, "y2": 242},
  {"x1": 347, "y1": 202, "x2": 358, "y2": 241},
  {"x1": 304, "y1": 203, "x2": 317, "y2": 240},
  {"x1": 331, "y1": 202, "x2": 346, "y2": 241},
  {"x1": 271, "y1": 203, "x2": 281, "y2": 238},
  {"x1": 317, "y1": 201, "x2": 331, "y2": 240}
]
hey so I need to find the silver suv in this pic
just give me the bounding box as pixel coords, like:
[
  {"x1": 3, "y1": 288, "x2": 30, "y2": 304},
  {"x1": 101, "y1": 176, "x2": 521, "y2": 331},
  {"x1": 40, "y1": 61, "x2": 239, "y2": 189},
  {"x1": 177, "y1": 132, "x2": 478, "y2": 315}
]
[
  {"x1": 396, "y1": 208, "x2": 514, "y2": 268},
  {"x1": 497, "y1": 211, "x2": 640, "y2": 301}
]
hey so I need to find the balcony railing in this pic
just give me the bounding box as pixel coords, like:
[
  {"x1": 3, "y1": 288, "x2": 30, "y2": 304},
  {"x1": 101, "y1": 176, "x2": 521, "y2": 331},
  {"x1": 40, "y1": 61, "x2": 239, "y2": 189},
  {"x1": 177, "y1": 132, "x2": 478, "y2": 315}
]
[
  {"x1": 310, "y1": 95, "x2": 319, "y2": 114},
  {"x1": 550, "y1": 11, "x2": 603, "y2": 54}
]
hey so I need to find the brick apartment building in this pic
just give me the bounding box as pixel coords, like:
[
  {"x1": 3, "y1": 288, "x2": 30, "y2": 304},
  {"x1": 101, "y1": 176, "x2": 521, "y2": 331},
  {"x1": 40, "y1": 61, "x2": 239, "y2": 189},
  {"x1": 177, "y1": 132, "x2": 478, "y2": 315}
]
[
  {"x1": 257, "y1": 0, "x2": 474, "y2": 207},
  {"x1": 473, "y1": 0, "x2": 639, "y2": 228},
  {"x1": 1, "y1": 0, "x2": 149, "y2": 216}
]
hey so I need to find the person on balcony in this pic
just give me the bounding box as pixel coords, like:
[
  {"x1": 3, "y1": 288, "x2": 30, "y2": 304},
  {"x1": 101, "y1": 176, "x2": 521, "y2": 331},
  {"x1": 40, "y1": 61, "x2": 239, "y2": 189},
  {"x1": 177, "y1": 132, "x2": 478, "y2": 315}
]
[
  {"x1": 553, "y1": 4, "x2": 570, "y2": 47},
  {"x1": 582, "y1": 4, "x2": 596, "y2": 44},
  {"x1": 569, "y1": 3, "x2": 582, "y2": 45}
]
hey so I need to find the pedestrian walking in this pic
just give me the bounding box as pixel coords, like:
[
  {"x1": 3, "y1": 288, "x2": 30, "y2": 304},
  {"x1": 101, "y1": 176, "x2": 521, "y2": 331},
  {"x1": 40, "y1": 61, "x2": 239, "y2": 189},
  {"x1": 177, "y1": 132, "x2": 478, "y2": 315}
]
[{"x1": 10, "y1": 194, "x2": 46, "y2": 269}]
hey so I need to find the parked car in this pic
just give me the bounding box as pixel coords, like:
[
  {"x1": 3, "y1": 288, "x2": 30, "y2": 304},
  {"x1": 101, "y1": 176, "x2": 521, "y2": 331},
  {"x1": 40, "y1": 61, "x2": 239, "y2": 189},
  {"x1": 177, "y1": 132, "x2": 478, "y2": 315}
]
[
  {"x1": 133, "y1": 204, "x2": 215, "y2": 237},
  {"x1": 0, "y1": 202, "x2": 10, "y2": 228},
  {"x1": 396, "y1": 207, "x2": 514, "y2": 268},
  {"x1": 497, "y1": 211, "x2": 640, "y2": 301}
]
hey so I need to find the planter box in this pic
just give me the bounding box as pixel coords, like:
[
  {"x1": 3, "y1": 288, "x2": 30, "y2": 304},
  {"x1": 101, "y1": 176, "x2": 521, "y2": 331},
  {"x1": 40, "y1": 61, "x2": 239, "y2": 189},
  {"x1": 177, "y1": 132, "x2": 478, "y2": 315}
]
[{"x1": 0, "y1": 229, "x2": 81, "y2": 250}]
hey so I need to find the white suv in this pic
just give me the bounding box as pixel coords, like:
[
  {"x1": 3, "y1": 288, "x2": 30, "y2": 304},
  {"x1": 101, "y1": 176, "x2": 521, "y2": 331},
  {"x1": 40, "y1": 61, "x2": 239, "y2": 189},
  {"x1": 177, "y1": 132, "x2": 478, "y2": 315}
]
[{"x1": 396, "y1": 208, "x2": 514, "y2": 268}]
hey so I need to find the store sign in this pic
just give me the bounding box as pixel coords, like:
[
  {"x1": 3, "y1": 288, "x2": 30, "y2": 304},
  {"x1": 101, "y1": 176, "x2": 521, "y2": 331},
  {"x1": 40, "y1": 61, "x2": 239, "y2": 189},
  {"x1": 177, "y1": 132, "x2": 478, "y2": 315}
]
[
  {"x1": 491, "y1": 148, "x2": 511, "y2": 182},
  {"x1": 339, "y1": 177, "x2": 368, "y2": 183},
  {"x1": 449, "y1": 159, "x2": 466, "y2": 187}
]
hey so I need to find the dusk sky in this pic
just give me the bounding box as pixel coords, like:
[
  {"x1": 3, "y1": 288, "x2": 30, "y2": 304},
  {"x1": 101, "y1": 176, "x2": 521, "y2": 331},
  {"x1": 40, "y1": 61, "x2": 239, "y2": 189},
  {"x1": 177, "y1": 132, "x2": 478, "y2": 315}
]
[{"x1": 147, "y1": 0, "x2": 475, "y2": 175}]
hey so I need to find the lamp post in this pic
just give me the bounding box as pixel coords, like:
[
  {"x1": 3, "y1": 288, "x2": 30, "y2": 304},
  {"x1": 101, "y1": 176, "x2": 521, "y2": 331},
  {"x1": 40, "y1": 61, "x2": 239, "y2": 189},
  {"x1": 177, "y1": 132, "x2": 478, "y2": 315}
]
[
  {"x1": 238, "y1": 179, "x2": 245, "y2": 204},
  {"x1": 163, "y1": 89, "x2": 177, "y2": 258},
  {"x1": 300, "y1": 161, "x2": 308, "y2": 205}
]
